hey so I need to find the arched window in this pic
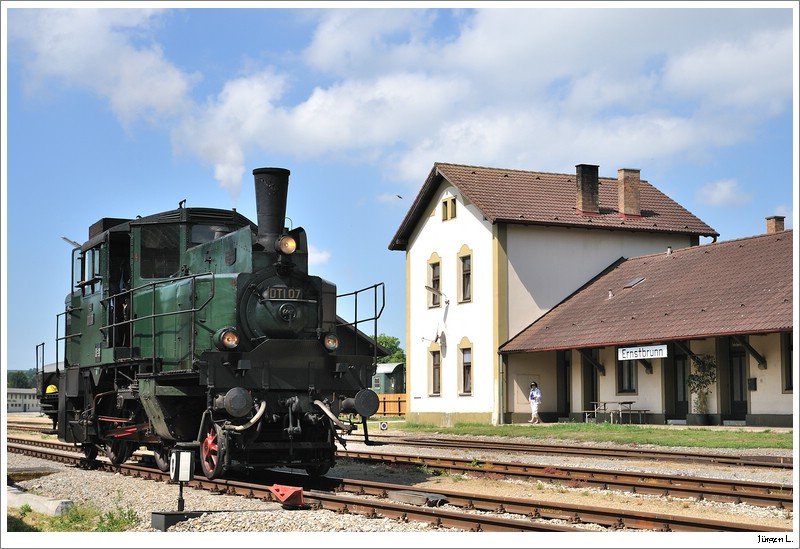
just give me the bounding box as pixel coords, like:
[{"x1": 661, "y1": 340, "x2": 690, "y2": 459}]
[
  {"x1": 458, "y1": 337, "x2": 473, "y2": 396},
  {"x1": 457, "y1": 244, "x2": 472, "y2": 303},
  {"x1": 427, "y1": 252, "x2": 442, "y2": 308},
  {"x1": 428, "y1": 340, "x2": 442, "y2": 396}
]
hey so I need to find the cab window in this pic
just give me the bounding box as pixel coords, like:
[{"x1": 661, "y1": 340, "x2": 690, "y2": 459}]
[
  {"x1": 141, "y1": 225, "x2": 180, "y2": 278},
  {"x1": 190, "y1": 224, "x2": 233, "y2": 247}
]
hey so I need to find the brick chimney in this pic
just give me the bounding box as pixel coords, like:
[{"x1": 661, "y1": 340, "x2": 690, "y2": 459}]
[
  {"x1": 766, "y1": 215, "x2": 785, "y2": 234},
  {"x1": 617, "y1": 168, "x2": 641, "y2": 217},
  {"x1": 576, "y1": 164, "x2": 599, "y2": 214}
]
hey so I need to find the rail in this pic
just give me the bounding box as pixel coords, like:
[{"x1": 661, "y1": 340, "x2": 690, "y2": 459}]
[{"x1": 100, "y1": 272, "x2": 216, "y2": 371}]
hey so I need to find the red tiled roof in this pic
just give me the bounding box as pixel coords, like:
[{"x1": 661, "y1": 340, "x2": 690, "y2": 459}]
[
  {"x1": 500, "y1": 230, "x2": 793, "y2": 353},
  {"x1": 389, "y1": 163, "x2": 718, "y2": 250}
]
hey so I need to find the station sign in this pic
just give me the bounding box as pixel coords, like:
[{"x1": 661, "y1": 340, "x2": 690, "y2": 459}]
[{"x1": 617, "y1": 344, "x2": 668, "y2": 361}]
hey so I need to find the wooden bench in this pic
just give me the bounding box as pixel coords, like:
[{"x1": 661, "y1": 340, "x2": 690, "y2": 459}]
[
  {"x1": 617, "y1": 409, "x2": 649, "y2": 424},
  {"x1": 581, "y1": 410, "x2": 597, "y2": 422}
]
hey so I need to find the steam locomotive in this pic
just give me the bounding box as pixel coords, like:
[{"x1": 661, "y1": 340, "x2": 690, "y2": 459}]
[{"x1": 37, "y1": 167, "x2": 382, "y2": 479}]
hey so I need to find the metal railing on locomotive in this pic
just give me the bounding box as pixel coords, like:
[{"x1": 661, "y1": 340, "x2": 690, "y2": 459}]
[
  {"x1": 335, "y1": 282, "x2": 385, "y2": 441},
  {"x1": 34, "y1": 341, "x2": 52, "y2": 395},
  {"x1": 56, "y1": 272, "x2": 216, "y2": 374},
  {"x1": 336, "y1": 282, "x2": 386, "y2": 388}
]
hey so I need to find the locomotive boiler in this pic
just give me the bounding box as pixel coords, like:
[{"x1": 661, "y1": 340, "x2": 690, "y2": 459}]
[{"x1": 47, "y1": 167, "x2": 382, "y2": 479}]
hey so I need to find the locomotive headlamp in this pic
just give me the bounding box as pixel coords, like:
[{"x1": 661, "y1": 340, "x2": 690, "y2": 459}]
[
  {"x1": 213, "y1": 327, "x2": 240, "y2": 350},
  {"x1": 275, "y1": 235, "x2": 297, "y2": 255},
  {"x1": 323, "y1": 333, "x2": 340, "y2": 351}
]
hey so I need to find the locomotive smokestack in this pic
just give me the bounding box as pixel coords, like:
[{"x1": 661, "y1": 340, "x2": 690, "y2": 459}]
[{"x1": 253, "y1": 167, "x2": 290, "y2": 250}]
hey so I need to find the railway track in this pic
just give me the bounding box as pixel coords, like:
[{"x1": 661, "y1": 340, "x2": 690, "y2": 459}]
[
  {"x1": 11, "y1": 421, "x2": 791, "y2": 471},
  {"x1": 338, "y1": 449, "x2": 793, "y2": 510},
  {"x1": 6, "y1": 439, "x2": 584, "y2": 532},
  {"x1": 7, "y1": 425, "x2": 793, "y2": 509},
  {"x1": 7, "y1": 437, "x2": 786, "y2": 533},
  {"x1": 347, "y1": 433, "x2": 793, "y2": 469}
]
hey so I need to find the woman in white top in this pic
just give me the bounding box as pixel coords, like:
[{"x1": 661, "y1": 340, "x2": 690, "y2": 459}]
[{"x1": 528, "y1": 382, "x2": 542, "y2": 424}]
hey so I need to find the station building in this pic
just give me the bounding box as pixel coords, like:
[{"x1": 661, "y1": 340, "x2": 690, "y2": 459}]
[
  {"x1": 389, "y1": 163, "x2": 792, "y2": 425},
  {"x1": 501, "y1": 224, "x2": 793, "y2": 427},
  {"x1": 7, "y1": 388, "x2": 41, "y2": 413}
]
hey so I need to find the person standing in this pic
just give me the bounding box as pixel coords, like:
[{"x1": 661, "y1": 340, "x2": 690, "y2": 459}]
[{"x1": 528, "y1": 382, "x2": 542, "y2": 424}]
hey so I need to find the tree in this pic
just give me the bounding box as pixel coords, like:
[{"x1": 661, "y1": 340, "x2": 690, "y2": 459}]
[
  {"x1": 686, "y1": 354, "x2": 718, "y2": 415},
  {"x1": 377, "y1": 334, "x2": 405, "y2": 364},
  {"x1": 8, "y1": 369, "x2": 35, "y2": 389}
]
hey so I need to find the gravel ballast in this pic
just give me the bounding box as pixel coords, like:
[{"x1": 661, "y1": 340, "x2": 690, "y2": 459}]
[{"x1": 6, "y1": 430, "x2": 793, "y2": 533}]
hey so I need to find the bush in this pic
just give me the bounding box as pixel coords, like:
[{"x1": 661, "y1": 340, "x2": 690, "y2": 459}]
[{"x1": 686, "y1": 354, "x2": 718, "y2": 414}]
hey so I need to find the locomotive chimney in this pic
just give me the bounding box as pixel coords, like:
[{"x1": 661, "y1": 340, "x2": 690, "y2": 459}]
[{"x1": 253, "y1": 167, "x2": 290, "y2": 250}]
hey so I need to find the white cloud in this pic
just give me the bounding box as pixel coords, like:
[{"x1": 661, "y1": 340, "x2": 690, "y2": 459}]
[
  {"x1": 10, "y1": 9, "x2": 196, "y2": 125},
  {"x1": 663, "y1": 28, "x2": 793, "y2": 113},
  {"x1": 303, "y1": 9, "x2": 436, "y2": 76},
  {"x1": 308, "y1": 245, "x2": 331, "y2": 266},
  {"x1": 171, "y1": 70, "x2": 287, "y2": 199},
  {"x1": 10, "y1": 8, "x2": 793, "y2": 197},
  {"x1": 695, "y1": 179, "x2": 753, "y2": 207}
]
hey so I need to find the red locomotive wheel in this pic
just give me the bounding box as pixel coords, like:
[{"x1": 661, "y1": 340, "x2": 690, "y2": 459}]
[{"x1": 200, "y1": 423, "x2": 225, "y2": 480}]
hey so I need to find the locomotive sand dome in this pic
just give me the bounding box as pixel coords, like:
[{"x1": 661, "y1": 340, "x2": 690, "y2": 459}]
[{"x1": 48, "y1": 167, "x2": 383, "y2": 479}]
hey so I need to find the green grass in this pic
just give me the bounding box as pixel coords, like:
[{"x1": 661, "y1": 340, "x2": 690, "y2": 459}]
[
  {"x1": 395, "y1": 421, "x2": 793, "y2": 449},
  {"x1": 7, "y1": 505, "x2": 139, "y2": 532}
]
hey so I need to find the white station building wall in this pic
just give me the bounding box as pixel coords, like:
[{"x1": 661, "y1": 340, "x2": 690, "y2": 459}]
[
  {"x1": 406, "y1": 182, "x2": 495, "y2": 416},
  {"x1": 505, "y1": 225, "x2": 692, "y2": 337}
]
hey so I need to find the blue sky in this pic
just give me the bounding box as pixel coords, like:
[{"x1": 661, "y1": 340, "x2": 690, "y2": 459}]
[{"x1": 2, "y1": 4, "x2": 797, "y2": 372}]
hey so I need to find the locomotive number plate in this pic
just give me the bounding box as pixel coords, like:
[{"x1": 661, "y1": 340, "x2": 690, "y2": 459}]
[{"x1": 265, "y1": 286, "x2": 304, "y2": 300}]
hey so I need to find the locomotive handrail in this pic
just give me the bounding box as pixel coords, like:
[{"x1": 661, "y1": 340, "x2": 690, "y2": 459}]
[
  {"x1": 98, "y1": 271, "x2": 216, "y2": 372},
  {"x1": 55, "y1": 308, "x2": 83, "y2": 370},
  {"x1": 336, "y1": 282, "x2": 386, "y2": 387}
]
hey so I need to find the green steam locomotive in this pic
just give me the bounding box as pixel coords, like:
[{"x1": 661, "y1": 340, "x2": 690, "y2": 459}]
[{"x1": 44, "y1": 167, "x2": 382, "y2": 479}]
